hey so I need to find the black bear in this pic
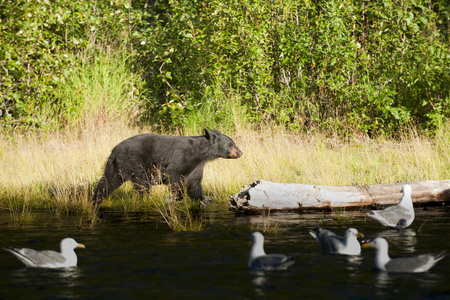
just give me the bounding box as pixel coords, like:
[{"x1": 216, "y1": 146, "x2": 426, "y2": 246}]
[{"x1": 93, "y1": 129, "x2": 242, "y2": 207}]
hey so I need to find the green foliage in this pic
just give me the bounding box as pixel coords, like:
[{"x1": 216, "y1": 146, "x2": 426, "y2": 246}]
[
  {"x1": 1, "y1": 0, "x2": 449, "y2": 135},
  {"x1": 138, "y1": 0, "x2": 449, "y2": 135},
  {"x1": 48, "y1": 50, "x2": 145, "y2": 128},
  {"x1": 0, "y1": 0, "x2": 145, "y2": 130}
]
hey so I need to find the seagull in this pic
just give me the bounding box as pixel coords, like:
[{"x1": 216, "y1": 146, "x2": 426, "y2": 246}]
[
  {"x1": 367, "y1": 184, "x2": 414, "y2": 228},
  {"x1": 309, "y1": 227, "x2": 363, "y2": 255},
  {"x1": 4, "y1": 238, "x2": 85, "y2": 268},
  {"x1": 362, "y1": 237, "x2": 446, "y2": 273},
  {"x1": 248, "y1": 231, "x2": 295, "y2": 271}
]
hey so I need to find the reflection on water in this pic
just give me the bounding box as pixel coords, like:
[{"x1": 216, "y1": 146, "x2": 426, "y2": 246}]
[
  {"x1": 374, "y1": 271, "x2": 391, "y2": 289},
  {"x1": 0, "y1": 209, "x2": 449, "y2": 299},
  {"x1": 8, "y1": 267, "x2": 81, "y2": 299},
  {"x1": 345, "y1": 255, "x2": 363, "y2": 271},
  {"x1": 249, "y1": 268, "x2": 298, "y2": 299},
  {"x1": 250, "y1": 272, "x2": 269, "y2": 297},
  {"x1": 10, "y1": 266, "x2": 80, "y2": 285},
  {"x1": 374, "y1": 268, "x2": 446, "y2": 295},
  {"x1": 376, "y1": 228, "x2": 417, "y2": 253}
]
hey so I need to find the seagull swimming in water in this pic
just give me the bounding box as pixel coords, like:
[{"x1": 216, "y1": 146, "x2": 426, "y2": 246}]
[
  {"x1": 248, "y1": 231, "x2": 295, "y2": 271},
  {"x1": 362, "y1": 237, "x2": 446, "y2": 273},
  {"x1": 367, "y1": 184, "x2": 415, "y2": 228},
  {"x1": 309, "y1": 227, "x2": 363, "y2": 255},
  {"x1": 4, "y1": 238, "x2": 85, "y2": 268}
]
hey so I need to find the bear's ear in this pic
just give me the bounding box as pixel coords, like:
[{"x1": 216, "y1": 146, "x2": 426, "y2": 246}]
[{"x1": 205, "y1": 129, "x2": 217, "y2": 140}]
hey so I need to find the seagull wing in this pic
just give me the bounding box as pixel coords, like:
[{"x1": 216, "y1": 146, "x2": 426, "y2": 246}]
[
  {"x1": 317, "y1": 231, "x2": 342, "y2": 253},
  {"x1": 5, "y1": 247, "x2": 66, "y2": 267},
  {"x1": 386, "y1": 252, "x2": 446, "y2": 273},
  {"x1": 327, "y1": 235, "x2": 350, "y2": 253},
  {"x1": 368, "y1": 205, "x2": 413, "y2": 227},
  {"x1": 250, "y1": 254, "x2": 294, "y2": 271}
]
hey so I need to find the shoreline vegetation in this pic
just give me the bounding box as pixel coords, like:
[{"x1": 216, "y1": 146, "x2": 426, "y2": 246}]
[
  {"x1": 1, "y1": 1, "x2": 449, "y2": 229},
  {"x1": 2, "y1": 1, "x2": 449, "y2": 135},
  {"x1": 2, "y1": 122, "x2": 450, "y2": 229}
]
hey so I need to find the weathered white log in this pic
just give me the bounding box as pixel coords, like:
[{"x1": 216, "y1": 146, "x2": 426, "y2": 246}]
[{"x1": 229, "y1": 179, "x2": 450, "y2": 212}]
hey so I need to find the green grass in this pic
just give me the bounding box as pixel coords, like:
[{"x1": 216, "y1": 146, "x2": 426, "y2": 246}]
[
  {"x1": 93, "y1": 184, "x2": 208, "y2": 231},
  {"x1": 250, "y1": 209, "x2": 281, "y2": 234},
  {"x1": 2, "y1": 46, "x2": 450, "y2": 229},
  {"x1": 3, "y1": 123, "x2": 450, "y2": 228},
  {"x1": 4, "y1": 196, "x2": 35, "y2": 226},
  {"x1": 150, "y1": 198, "x2": 207, "y2": 232},
  {"x1": 331, "y1": 208, "x2": 351, "y2": 223},
  {"x1": 39, "y1": 48, "x2": 144, "y2": 131}
]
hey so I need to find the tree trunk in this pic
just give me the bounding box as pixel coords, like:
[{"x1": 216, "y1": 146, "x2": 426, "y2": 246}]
[{"x1": 229, "y1": 179, "x2": 450, "y2": 213}]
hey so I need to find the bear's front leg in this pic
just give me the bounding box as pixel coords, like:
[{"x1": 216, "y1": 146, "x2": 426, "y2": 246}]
[{"x1": 184, "y1": 163, "x2": 205, "y2": 201}]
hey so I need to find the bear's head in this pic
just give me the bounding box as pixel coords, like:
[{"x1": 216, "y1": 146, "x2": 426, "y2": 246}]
[{"x1": 205, "y1": 129, "x2": 242, "y2": 159}]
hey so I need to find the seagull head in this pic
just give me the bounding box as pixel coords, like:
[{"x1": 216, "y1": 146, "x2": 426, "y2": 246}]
[
  {"x1": 250, "y1": 231, "x2": 264, "y2": 245},
  {"x1": 396, "y1": 218, "x2": 408, "y2": 230},
  {"x1": 344, "y1": 228, "x2": 364, "y2": 240},
  {"x1": 397, "y1": 184, "x2": 414, "y2": 210},
  {"x1": 60, "y1": 238, "x2": 85, "y2": 253},
  {"x1": 249, "y1": 231, "x2": 266, "y2": 258},
  {"x1": 402, "y1": 184, "x2": 412, "y2": 195},
  {"x1": 362, "y1": 237, "x2": 388, "y2": 251}
]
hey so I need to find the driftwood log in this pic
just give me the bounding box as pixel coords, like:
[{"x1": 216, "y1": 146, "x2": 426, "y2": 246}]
[{"x1": 229, "y1": 180, "x2": 450, "y2": 213}]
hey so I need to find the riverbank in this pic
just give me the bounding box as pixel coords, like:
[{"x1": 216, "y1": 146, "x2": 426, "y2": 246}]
[{"x1": 2, "y1": 124, "x2": 450, "y2": 225}]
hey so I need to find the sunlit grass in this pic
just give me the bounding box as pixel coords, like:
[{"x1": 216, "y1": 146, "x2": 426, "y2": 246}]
[
  {"x1": 0, "y1": 126, "x2": 139, "y2": 221},
  {"x1": 3, "y1": 194, "x2": 35, "y2": 226},
  {"x1": 149, "y1": 197, "x2": 207, "y2": 232},
  {"x1": 206, "y1": 125, "x2": 450, "y2": 190},
  {"x1": 95, "y1": 185, "x2": 208, "y2": 231},
  {"x1": 250, "y1": 209, "x2": 281, "y2": 234},
  {"x1": 39, "y1": 48, "x2": 144, "y2": 131},
  {"x1": 2, "y1": 122, "x2": 450, "y2": 226}
]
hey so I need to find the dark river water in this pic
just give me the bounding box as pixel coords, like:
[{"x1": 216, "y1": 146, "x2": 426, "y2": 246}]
[{"x1": 1, "y1": 205, "x2": 449, "y2": 300}]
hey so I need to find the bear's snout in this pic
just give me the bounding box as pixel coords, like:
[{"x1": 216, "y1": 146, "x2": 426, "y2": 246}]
[{"x1": 229, "y1": 146, "x2": 243, "y2": 159}]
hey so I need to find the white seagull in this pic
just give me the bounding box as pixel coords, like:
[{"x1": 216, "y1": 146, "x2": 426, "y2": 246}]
[
  {"x1": 248, "y1": 231, "x2": 295, "y2": 271},
  {"x1": 362, "y1": 237, "x2": 446, "y2": 273},
  {"x1": 4, "y1": 238, "x2": 85, "y2": 268},
  {"x1": 309, "y1": 227, "x2": 363, "y2": 255},
  {"x1": 367, "y1": 184, "x2": 415, "y2": 228}
]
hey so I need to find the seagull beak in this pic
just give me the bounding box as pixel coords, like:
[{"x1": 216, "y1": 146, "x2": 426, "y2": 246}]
[
  {"x1": 362, "y1": 243, "x2": 372, "y2": 248},
  {"x1": 77, "y1": 243, "x2": 86, "y2": 249},
  {"x1": 356, "y1": 232, "x2": 364, "y2": 242}
]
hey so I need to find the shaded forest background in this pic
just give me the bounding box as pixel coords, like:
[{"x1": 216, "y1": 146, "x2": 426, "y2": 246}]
[{"x1": 1, "y1": 0, "x2": 449, "y2": 136}]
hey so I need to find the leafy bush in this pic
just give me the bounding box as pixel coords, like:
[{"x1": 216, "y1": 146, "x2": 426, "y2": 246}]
[
  {"x1": 1, "y1": 0, "x2": 449, "y2": 135},
  {"x1": 0, "y1": 0, "x2": 145, "y2": 130},
  {"x1": 138, "y1": 0, "x2": 450, "y2": 134}
]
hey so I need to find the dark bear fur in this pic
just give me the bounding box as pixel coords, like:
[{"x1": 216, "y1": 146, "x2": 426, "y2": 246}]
[{"x1": 93, "y1": 129, "x2": 242, "y2": 207}]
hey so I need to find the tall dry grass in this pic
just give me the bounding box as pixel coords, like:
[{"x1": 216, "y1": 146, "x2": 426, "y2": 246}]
[
  {"x1": 203, "y1": 125, "x2": 450, "y2": 196},
  {"x1": 0, "y1": 126, "x2": 139, "y2": 221},
  {"x1": 2, "y1": 123, "x2": 450, "y2": 225}
]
